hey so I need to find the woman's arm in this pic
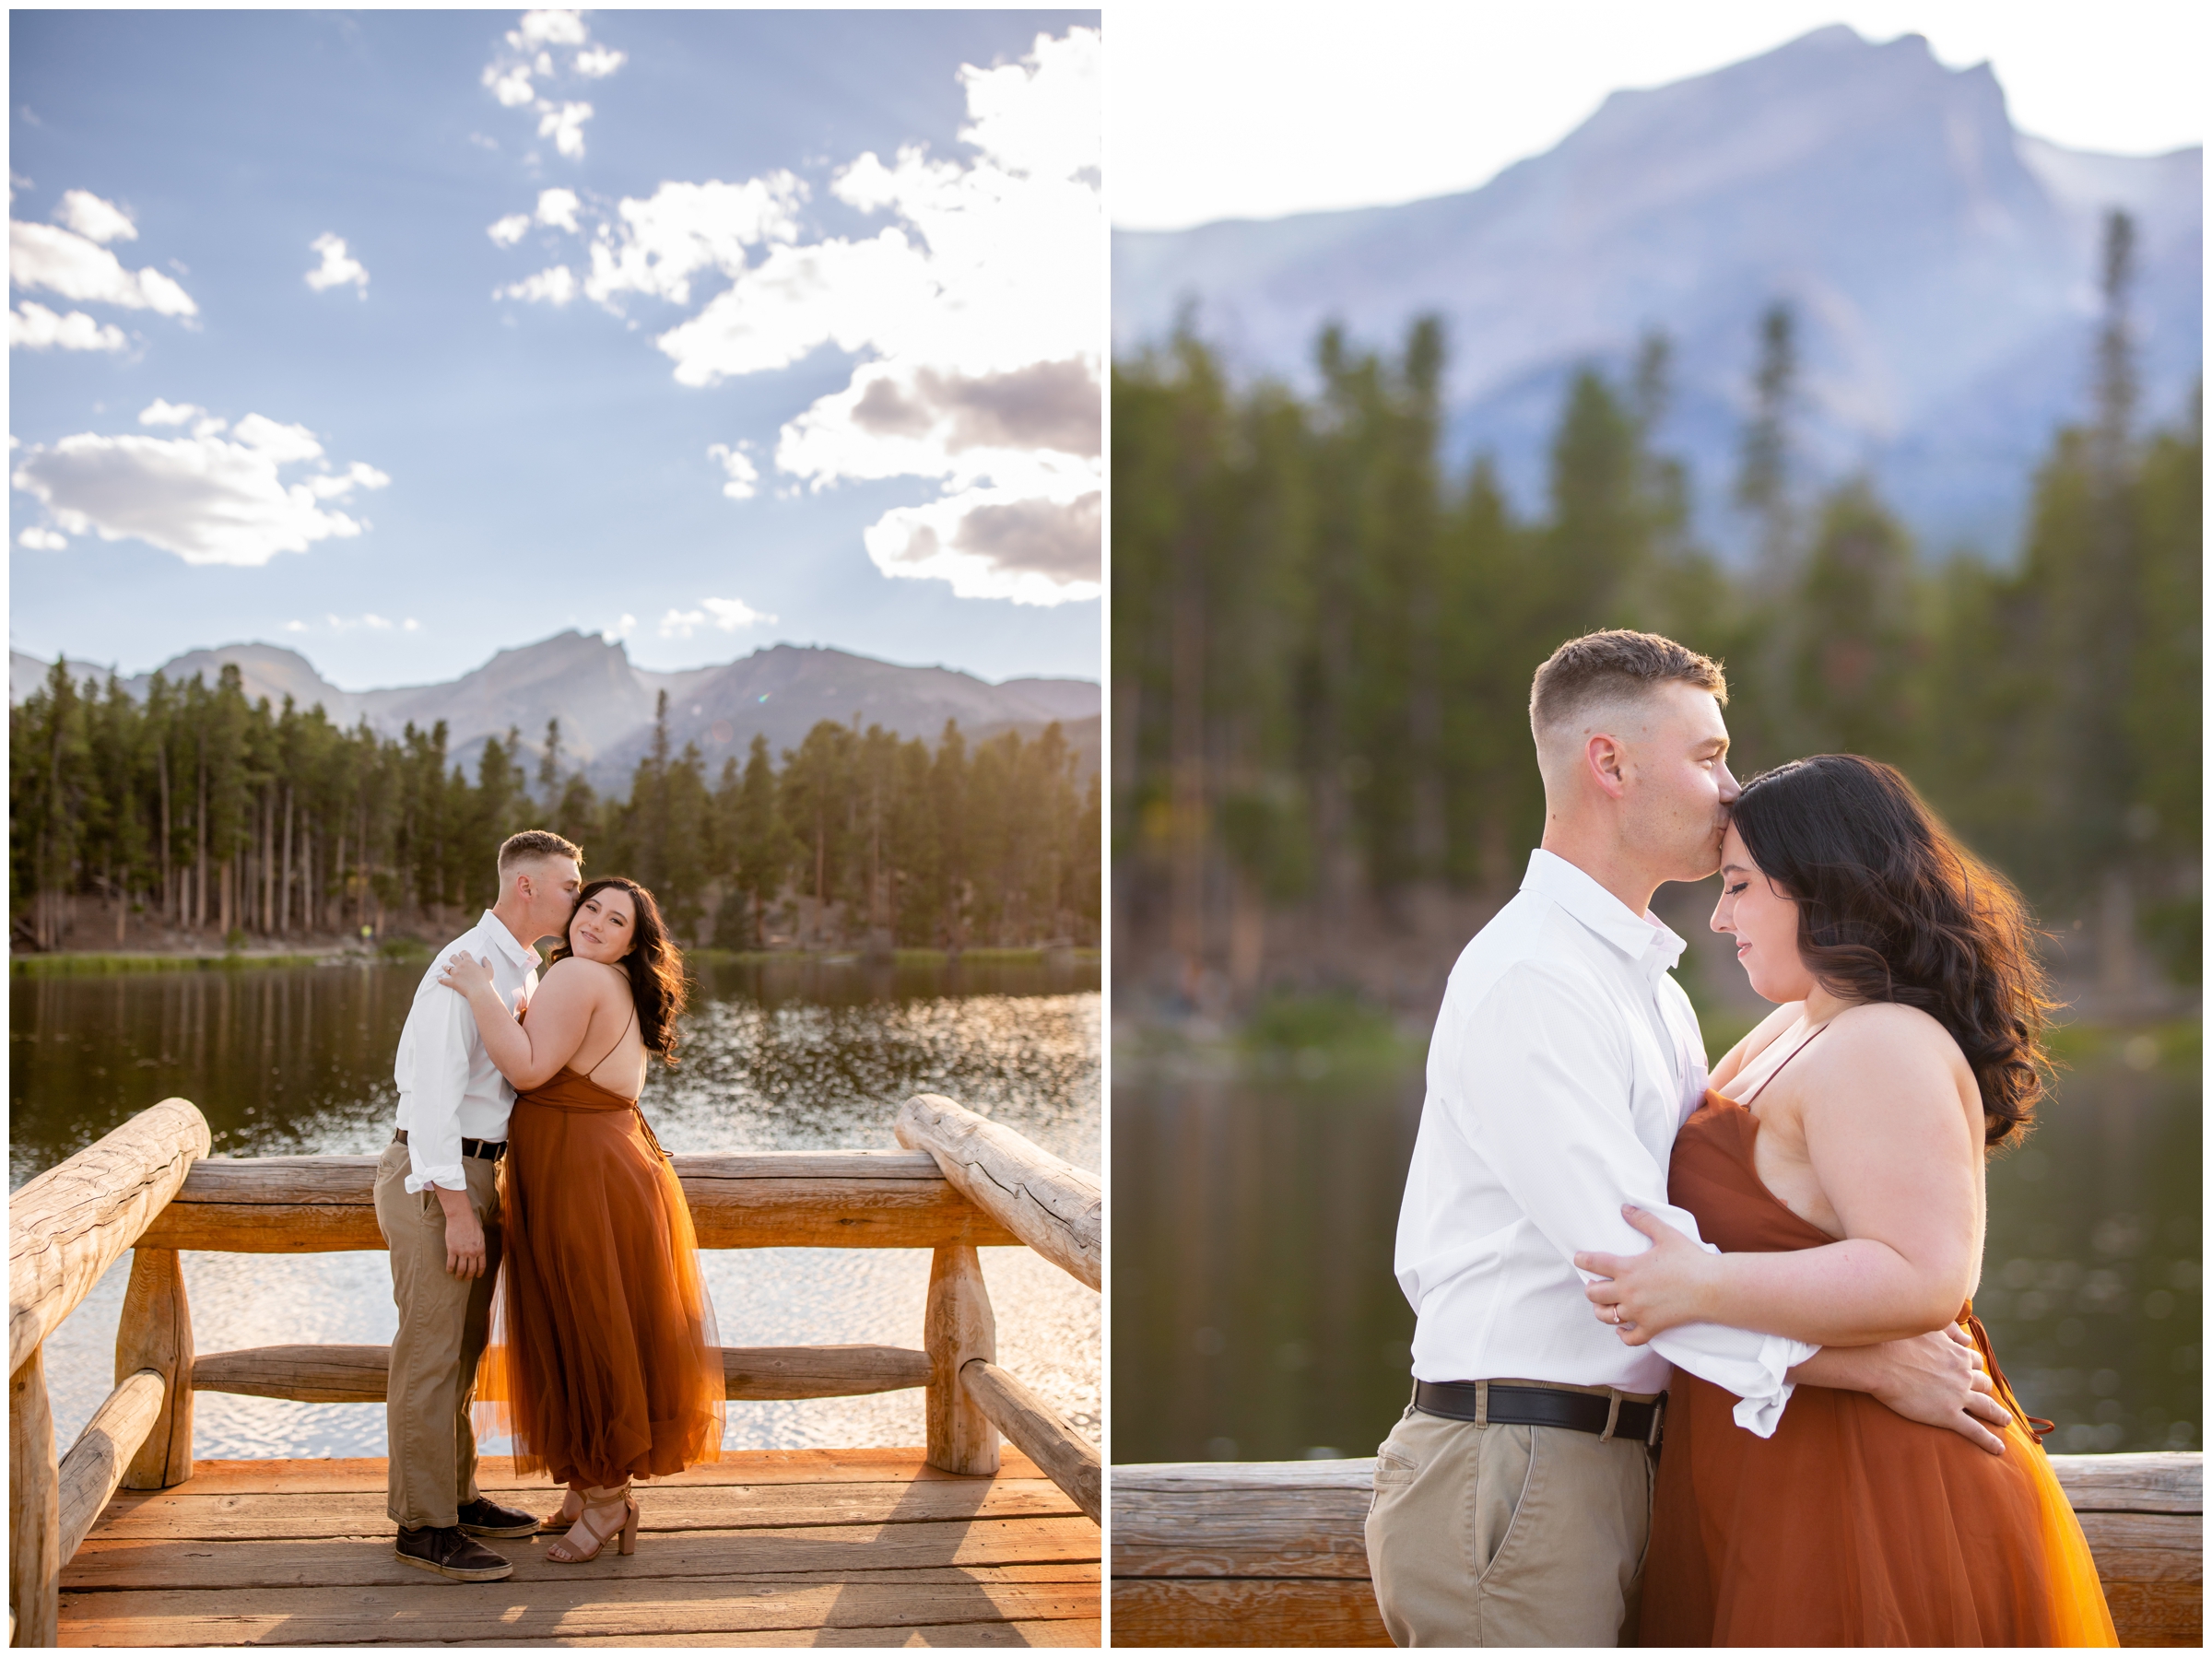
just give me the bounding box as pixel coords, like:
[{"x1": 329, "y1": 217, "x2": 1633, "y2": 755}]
[
  {"x1": 1578, "y1": 1006, "x2": 1984, "y2": 1346},
  {"x1": 437, "y1": 953, "x2": 599, "y2": 1090}
]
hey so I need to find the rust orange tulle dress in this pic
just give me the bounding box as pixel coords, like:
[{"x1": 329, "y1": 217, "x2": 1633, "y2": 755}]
[
  {"x1": 476, "y1": 1046, "x2": 724, "y2": 1489},
  {"x1": 1638, "y1": 1087, "x2": 2118, "y2": 1646}
]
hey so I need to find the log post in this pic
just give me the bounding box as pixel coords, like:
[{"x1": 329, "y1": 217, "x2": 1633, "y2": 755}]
[
  {"x1": 924, "y1": 1242, "x2": 998, "y2": 1475},
  {"x1": 114, "y1": 1249, "x2": 194, "y2": 1488},
  {"x1": 9, "y1": 1347, "x2": 60, "y2": 1649}
]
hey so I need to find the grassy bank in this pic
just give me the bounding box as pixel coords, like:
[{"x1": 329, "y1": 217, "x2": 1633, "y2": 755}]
[{"x1": 10, "y1": 950, "x2": 338, "y2": 977}]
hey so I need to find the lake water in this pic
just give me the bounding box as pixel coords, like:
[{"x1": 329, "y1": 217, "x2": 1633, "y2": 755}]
[
  {"x1": 1113, "y1": 1028, "x2": 2200, "y2": 1463},
  {"x1": 12, "y1": 956, "x2": 1100, "y2": 1463}
]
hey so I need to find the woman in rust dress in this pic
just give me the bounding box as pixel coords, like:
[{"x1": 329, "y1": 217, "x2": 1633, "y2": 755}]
[
  {"x1": 439, "y1": 876, "x2": 723, "y2": 1563},
  {"x1": 1576, "y1": 756, "x2": 2115, "y2": 1646}
]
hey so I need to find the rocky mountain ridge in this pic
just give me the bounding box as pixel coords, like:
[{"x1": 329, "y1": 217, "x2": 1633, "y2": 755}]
[
  {"x1": 1112, "y1": 26, "x2": 2202, "y2": 558},
  {"x1": 10, "y1": 632, "x2": 1101, "y2": 790}
]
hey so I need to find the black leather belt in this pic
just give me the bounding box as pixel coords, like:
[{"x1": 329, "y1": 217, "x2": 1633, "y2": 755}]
[
  {"x1": 393, "y1": 1129, "x2": 506, "y2": 1163},
  {"x1": 1415, "y1": 1380, "x2": 1665, "y2": 1445}
]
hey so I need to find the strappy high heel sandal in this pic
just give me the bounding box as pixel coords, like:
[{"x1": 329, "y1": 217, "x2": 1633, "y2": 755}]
[
  {"x1": 544, "y1": 1482, "x2": 637, "y2": 1563},
  {"x1": 538, "y1": 1486, "x2": 585, "y2": 1535}
]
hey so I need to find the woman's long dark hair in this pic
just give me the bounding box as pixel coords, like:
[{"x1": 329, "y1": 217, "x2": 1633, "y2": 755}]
[
  {"x1": 548, "y1": 876, "x2": 688, "y2": 1064},
  {"x1": 1730, "y1": 755, "x2": 2053, "y2": 1147}
]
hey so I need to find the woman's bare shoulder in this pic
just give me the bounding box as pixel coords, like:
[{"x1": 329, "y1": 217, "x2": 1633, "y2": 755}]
[
  {"x1": 538, "y1": 957, "x2": 629, "y2": 998},
  {"x1": 1802, "y1": 1002, "x2": 1975, "y2": 1110}
]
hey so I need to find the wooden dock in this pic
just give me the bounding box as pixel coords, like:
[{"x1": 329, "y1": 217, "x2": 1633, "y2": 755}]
[
  {"x1": 59, "y1": 1449, "x2": 1099, "y2": 1647},
  {"x1": 12, "y1": 1094, "x2": 1102, "y2": 1647}
]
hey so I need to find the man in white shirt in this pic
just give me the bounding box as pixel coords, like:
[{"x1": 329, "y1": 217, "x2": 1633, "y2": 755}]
[
  {"x1": 374, "y1": 829, "x2": 582, "y2": 1582},
  {"x1": 1368, "y1": 631, "x2": 2009, "y2": 1646}
]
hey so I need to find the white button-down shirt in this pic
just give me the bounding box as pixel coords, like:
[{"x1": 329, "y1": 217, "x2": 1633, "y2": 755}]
[
  {"x1": 393, "y1": 911, "x2": 539, "y2": 1194},
  {"x1": 1394, "y1": 849, "x2": 1815, "y2": 1437}
]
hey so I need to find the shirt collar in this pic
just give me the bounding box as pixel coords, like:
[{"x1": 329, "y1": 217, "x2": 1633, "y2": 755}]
[
  {"x1": 1522, "y1": 849, "x2": 1687, "y2": 976},
  {"x1": 478, "y1": 910, "x2": 540, "y2": 970}
]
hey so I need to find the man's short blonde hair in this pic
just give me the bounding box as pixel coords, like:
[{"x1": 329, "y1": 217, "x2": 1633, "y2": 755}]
[
  {"x1": 1529, "y1": 629, "x2": 1727, "y2": 747},
  {"x1": 497, "y1": 828, "x2": 582, "y2": 879}
]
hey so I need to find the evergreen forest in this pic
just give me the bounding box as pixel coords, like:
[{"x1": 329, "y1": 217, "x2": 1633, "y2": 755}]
[
  {"x1": 1113, "y1": 211, "x2": 2200, "y2": 1010},
  {"x1": 11, "y1": 677, "x2": 1100, "y2": 956}
]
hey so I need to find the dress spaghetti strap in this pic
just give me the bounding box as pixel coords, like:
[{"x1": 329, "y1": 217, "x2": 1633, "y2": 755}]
[
  {"x1": 1732, "y1": 1016, "x2": 1830, "y2": 1107},
  {"x1": 573, "y1": 1002, "x2": 638, "y2": 1092}
]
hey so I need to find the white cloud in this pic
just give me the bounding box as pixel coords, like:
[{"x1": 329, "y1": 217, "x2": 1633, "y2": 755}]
[
  {"x1": 285, "y1": 613, "x2": 419, "y2": 634},
  {"x1": 582, "y1": 175, "x2": 806, "y2": 307},
  {"x1": 497, "y1": 265, "x2": 577, "y2": 306},
  {"x1": 18, "y1": 526, "x2": 68, "y2": 550},
  {"x1": 706, "y1": 443, "x2": 759, "y2": 499},
  {"x1": 660, "y1": 595, "x2": 776, "y2": 639},
  {"x1": 9, "y1": 218, "x2": 197, "y2": 315},
  {"x1": 602, "y1": 613, "x2": 637, "y2": 641},
  {"x1": 535, "y1": 187, "x2": 581, "y2": 232},
  {"x1": 304, "y1": 233, "x2": 369, "y2": 296},
  {"x1": 10, "y1": 413, "x2": 390, "y2": 567},
  {"x1": 482, "y1": 13, "x2": 621, "y2": 158},
  {"x1": 702, "y1": 595, "x2": 774, "y2": 629},
  {"x1": 958, "y1": 31, "x2": 1102, "y2": 182},
  {"x1": 488, "y1": 212, "x2": 532, "y2": 247},
  {"x1": 514, "y1": 10, "x2": 587, "y2": 48},
  {"x1": 53, "y1": 190, "x2": 136, "y2": 245},
  {"x1": 864, "y1": 487, "x2": 1100, "y2": 605},
  {"x1": 536, "y1": 101, "x2": 594, "y2": 159},
  {"x1": 137, "y1": 399, "x2": 205, "y2": 426},
  {"x1": 9, "y1": 302, "x2": 127, "y2": 352}
]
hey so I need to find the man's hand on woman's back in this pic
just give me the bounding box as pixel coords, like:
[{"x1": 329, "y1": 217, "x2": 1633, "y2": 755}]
[{"x1": 1789, "y1": 1325, "x2": 2010, "y2": 1454}]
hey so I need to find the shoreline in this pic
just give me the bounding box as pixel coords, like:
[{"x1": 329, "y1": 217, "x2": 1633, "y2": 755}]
[{"x1": 10, "y1": 944, "x2": 1103, "y2": 977}]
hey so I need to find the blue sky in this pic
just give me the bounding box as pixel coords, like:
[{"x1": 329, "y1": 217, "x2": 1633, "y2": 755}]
[{"x1": 10, "y1": 9, "x2": 1101, "y2": 690}]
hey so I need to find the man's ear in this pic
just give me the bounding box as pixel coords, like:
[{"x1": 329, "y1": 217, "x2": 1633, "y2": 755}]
[{"x1": 1585, "y1": 733, "x2": 1630, "y2": 800}]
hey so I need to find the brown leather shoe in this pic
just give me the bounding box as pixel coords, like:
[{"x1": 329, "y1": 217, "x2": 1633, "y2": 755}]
[
  {"x1": 456, "y1": 1496, "x2": 540, "y2": 1539},
  {"x1": 394, "y1": 1524, "x2": 514, "y2": 1581}
]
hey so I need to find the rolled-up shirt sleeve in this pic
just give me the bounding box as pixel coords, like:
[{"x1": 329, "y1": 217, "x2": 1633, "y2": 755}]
[
  {"x1": 1458, "y1": 961, "x2": 1815, "y2": 1437},
  {"x1": 397, "y1": 975, "x2": 474, "y2": 1195}
]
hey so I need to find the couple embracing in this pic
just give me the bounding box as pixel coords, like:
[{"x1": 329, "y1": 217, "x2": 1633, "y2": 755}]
[
  {"x1": 1370, "y1": 630, "x2": 2117, "y2": 1646},
  {"x1": 374, "y1": 830, "x2": 723, "y2": 1582}
]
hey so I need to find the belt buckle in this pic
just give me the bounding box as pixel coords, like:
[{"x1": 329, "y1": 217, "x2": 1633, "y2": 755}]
[{"x1": 1647, "y1": 1393, "x2": 1666, "y2": 1448}]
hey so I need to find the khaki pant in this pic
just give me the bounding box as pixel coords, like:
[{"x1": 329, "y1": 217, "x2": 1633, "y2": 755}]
[
  {"x1": 374, "y1": 1141, "x2": 502, "y2": 1530},
  {"x1": 1365, "y1": 1385, "x2": 1657, "y2": 1647}
]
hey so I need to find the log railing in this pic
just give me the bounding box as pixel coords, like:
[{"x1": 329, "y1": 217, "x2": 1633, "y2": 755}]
[
  {"x1": 1111, "y1": 1451, "x2": 2205, "y2": 1647},
  {"x1": 8, "y1": 1091, "x2": 1100, "y2": 1646}
]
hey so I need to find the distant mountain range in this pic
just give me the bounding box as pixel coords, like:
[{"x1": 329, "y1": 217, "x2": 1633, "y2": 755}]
[
  {"x1": 10, "y1": 633, "x2": 1100, "y2": 791},
  {"x1": 1112, "y1": 26, "x2": 2203, "y2": 559}
]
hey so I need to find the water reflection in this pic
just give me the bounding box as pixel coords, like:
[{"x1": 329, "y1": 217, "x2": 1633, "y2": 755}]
[
  {"x1": 14, "y1": 958, "x2": 1099, "y2": 1462},
  {"x1": 1112, "y1": 1038, "x2": 2199, "y2": 1463}
]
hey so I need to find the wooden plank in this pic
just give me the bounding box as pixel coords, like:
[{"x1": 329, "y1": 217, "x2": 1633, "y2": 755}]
[
  {"x1": 56, "y1": 1370, "x2": 164, "y2": 1564},
  {"x1": 1112, "y1": 1485, "x2": 1373, "y2": 1579},
  {"x1": 964, "y1": 1358, "x2": 1101, "y2": 1523},
  {"x1": 2071, "y1": 1512, "x2": 2205, "y2": 1582},
  {"x1": 154, "y1": 1449, "x2": 1044, "y2": 1495},
  {"x1": 897, "y1": 1094, "x2": 1101, "y2": 1289},
  {"x1": 2052, "y1": 1452, "x2": 2204, "y2": 1514},
  {"x1": 11, "y1": 1346, "x2": 63, "y2": 1649},
  {"x1": 2099, "y1": 1580, "x2": 2203, "y2": 1648},
  {"x1": 1110, "y1": 1578, "x2": 1390, "y2": 1648},
  {"x1": 456, "y1": 1616, "x2": 1103, "y2": 1647},
  {"x1": 924, "y1": 1242, "x2": 999, "y2": 1475},
  {"x1": 115, "y1": 1248, "x2": 194, "y2": 1488},
  {"x1": 63, "y1": 1516, "x2": 1102, "y2": 1592},
  {"x1": 58, "y1": 1576, "x2": 1100, "y2": 1645},
  {"x1": 189, "y1": 1344, "x2": 932, "y2": 1404},
  {"x1": 84, "y1": 1478, "x2": 1078, "y2": 1543},
  {"x1": 140, "y1": 1152, "x2": 1023, "y2": 1253},
  {"x1": 11, "y1": 1099, "x2": 208, "y2": 1372}
]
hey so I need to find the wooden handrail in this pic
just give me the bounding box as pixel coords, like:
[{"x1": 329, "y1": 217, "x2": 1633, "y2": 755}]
[
  {"x1": 185, "y1": 1342, "x2": 934, "y2": 1403},
  {"x1": 964, "y1": 1357, "x2": 1102, "y2": 1523},
  {"x1": 139, "y1": 1149, "x2": 1024, "y2": 1252},
  {"x1": 9, "y1": 1099, "x2": 208, "y2": 1375},
  {"x1": 897, "y1": 1094, "x2": 1101, "y2": 1289},
  {"x1": 55, "y1": 1371, "x2": 164, "y2": 1567},
  {"x1": 1109, "y1": 1453, "x2": 2205, "y2": 1647}
]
